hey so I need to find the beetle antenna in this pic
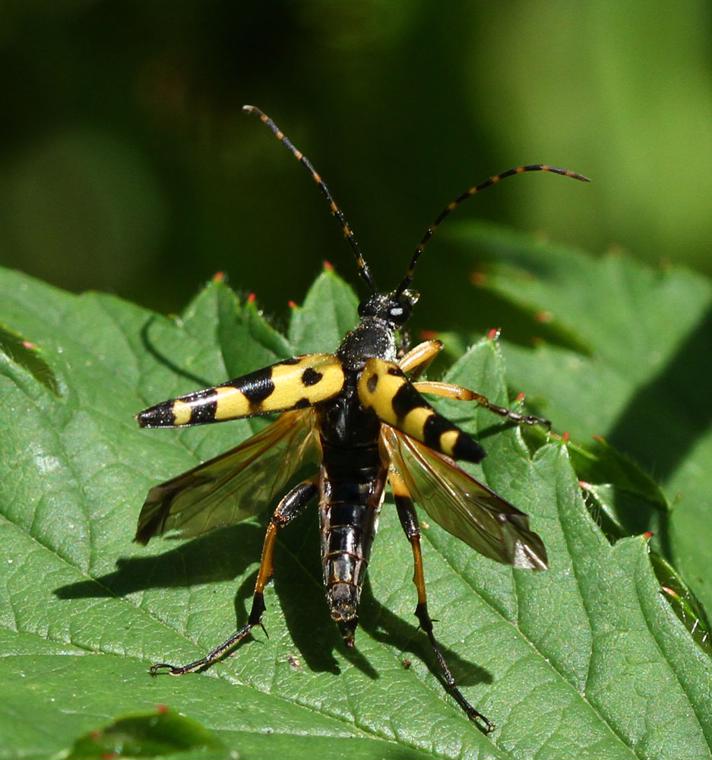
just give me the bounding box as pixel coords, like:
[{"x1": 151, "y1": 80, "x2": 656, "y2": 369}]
[
  {"x1": 243, "y1": 105, "x2": 376, "y2": 293},
  {"x1": 395, "y1": 164, "x2": 590, "y2": 296}
]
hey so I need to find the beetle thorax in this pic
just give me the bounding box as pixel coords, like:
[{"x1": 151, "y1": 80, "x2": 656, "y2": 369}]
[
  {"x1": 336, "y1": 288, "x2": 419, "y2": 370},
  {"x1": 336, "y1": 317, "x2": 399, "y2": 370}
]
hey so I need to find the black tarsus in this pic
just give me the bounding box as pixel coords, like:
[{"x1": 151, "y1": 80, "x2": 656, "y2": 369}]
[{"x1": 396, "y1": 497, "x2": 495, "y2": 733}]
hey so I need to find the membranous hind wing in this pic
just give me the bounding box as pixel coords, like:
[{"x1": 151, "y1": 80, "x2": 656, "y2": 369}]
[
  {"x1": 135, "y1": 409, "x2": 320, "y2": 544},
  {"x1": 381, "y1": 426, "x2": 547, "y2": 570}
]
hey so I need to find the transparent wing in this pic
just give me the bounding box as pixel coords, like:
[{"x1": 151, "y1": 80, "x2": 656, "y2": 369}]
[
  {"x1": 381, "y1": 426, "x2": 547, "y2": 569},
  {"x1": 136, "y1": 409, "x2": 320, "y2": 544}
]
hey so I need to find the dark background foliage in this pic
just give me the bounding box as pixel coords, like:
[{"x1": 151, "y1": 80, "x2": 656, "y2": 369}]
[{"x1": 1, "y1": 1, "x2": 710, "y2": 331}]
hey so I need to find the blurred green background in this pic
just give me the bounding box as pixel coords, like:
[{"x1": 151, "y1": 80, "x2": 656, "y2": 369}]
[{"x1": 0, "y1": 0, "x2": 710, "y2": 332}]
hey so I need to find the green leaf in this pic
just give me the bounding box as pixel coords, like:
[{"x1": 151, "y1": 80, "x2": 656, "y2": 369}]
[
  {"x1": 288, "y1": 266, "x2": 359, "y2": 353},
  {"x1": 0, "y1": 265, "x2": 710, "y2": 760},
  {"x1": 650, "y1": 553, "x2": 712, "y2": 656},
  {"x1": 538, "y1": 431, "x2": 670, "y2": 540},
  {"x1": 180, "y1": 279, "x2": 293, "y2": 377},
  {"x1": 0, "y1": 320, "x2": 60, "y2": 396},
  {"x1": 452, "y1": 221, "x2": 712, "y2": 614},
  {"x1": 64, "y1": 707, "x2": 228, "y2": 759}
]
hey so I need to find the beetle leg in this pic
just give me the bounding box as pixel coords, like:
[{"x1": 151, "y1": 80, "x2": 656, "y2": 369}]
[
  {"x1": 389, "y1": 469, "x2": 495, "y2": 734},
  {"x1": 149, "y1": 478, "x2": 318, "y2": 675},
  {"x1": 413, "y1": 380, "x2": 550, "y2": 428},
  {"x1": 398, "y1": 339, "x2": 444, "y2": 377}
]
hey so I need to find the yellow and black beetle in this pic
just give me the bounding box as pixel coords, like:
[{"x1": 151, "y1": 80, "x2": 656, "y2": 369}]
[{"x1": 135, "y1": 106, "x2": 588, "y2": 732}]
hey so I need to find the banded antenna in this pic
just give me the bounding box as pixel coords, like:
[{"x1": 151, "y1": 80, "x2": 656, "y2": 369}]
[
  {"x1": 243, "y1": 105, "x2": 376, "y2": 293},
  {"x1": 395, "y1": 164, "x2": 590, "y2": 297}
]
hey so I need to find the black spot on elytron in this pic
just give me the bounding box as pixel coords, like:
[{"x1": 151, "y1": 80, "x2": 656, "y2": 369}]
[
  {"x1": 302, "y1": 367, "x2": 323, "y2": 386},
  {"x1": 295, "y1": 397, "x2": 310, "y2": 408},
  {"x1": 366, "y1": 373, "x2": 378, "y2": 393},
  {"x1": 387, "y1": 367, "x2": 402, "y2": 376},
  {"x1": 187, "y1": 388, "x2": 218, "y2": 424},
  {"x1": 423, "y1": 413, "x2": 457, "y2": 452},
  {"x1": 452, "y1": 432, "x2": 486, "y2": 464},
  {"x1": 137, "y1": 400, "x2": 175, "y2": 428},
  {"x1": 280, "y1": 357, "x2": 301, "y2": 365},
  {"x1": 391, "y1": 382, "x2": 427, "y2": 420},
  {"x1": 226, "y1": 366, "x2": 275, "y2": 408}
]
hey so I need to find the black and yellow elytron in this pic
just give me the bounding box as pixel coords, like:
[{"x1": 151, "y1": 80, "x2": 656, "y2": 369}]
[{"x1": 135, "y1": 105, "x2": 589, "y2": 733}]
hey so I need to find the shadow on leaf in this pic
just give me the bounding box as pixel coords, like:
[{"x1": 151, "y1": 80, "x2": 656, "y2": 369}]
[
  {"x1": 55, "y1": 509, "x2": 492, "y2": 691},
  {"x1": 140, "y1": 315, "x2": 213, "y2": 388},
  {"x1": 608, "y1": 307, "x2": 712, "y2": 489},
  {"x1": 599, "y1": 306, "x2": 712, "y2": 568},
  {"x1": 54, "y1": 523, "x2": 265, "y2": 598}
]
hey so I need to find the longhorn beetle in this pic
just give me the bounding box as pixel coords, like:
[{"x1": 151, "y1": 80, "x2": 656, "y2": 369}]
[{"x1": 135, "y1": 105, "x2": 588, "y2": 733}]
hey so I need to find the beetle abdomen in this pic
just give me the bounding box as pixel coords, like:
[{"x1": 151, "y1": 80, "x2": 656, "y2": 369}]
[{"x1": 319, "y1": 444, "x2": 386, "y2": 645}]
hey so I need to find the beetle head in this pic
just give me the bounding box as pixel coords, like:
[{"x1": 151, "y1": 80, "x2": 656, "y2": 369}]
[{"x1": 358, "y1": 288, "x2": 420, "y2": 326}]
